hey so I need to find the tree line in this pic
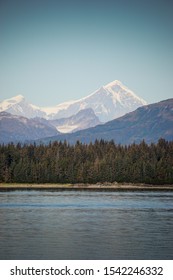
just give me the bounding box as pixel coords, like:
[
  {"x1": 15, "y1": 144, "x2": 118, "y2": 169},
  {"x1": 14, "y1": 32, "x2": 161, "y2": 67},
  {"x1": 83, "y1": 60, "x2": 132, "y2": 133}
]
[{"x1": 0, "y1": 138, "x2": 173, "y2": 185}]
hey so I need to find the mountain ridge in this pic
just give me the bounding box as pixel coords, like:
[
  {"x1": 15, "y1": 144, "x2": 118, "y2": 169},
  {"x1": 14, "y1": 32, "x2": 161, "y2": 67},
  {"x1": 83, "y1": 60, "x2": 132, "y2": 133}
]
[
  {"x1": 43, "y1": 80, "x2": 147, "y2": 122},
  {"x1": 0, "y1": 108, "x2": 101, "y2": 143},
  {"x1": 33, "y1": 108, "x2": 101, "y2": 133},
  {"x1": 48, "y1": 108, "x2": 101, "y2": 133},
  {"x1": 0, "y1": 80, "x2": 147, "y2": 122},
  {"x1": 0, "y1": 111, "x2": 59, "y2": 144},
  {"x1": 37, "y1": 98, "x2": 173, "y2": 145}
]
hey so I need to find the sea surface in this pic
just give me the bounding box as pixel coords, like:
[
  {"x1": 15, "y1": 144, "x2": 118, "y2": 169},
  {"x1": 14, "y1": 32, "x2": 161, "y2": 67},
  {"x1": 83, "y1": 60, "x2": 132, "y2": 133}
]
[{"x1": 0, "y1": 189, "x2": 173, "y2": 260}]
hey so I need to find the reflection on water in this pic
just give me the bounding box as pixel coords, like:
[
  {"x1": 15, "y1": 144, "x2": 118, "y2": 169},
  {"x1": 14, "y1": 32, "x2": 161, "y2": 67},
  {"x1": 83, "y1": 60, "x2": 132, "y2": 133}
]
[{"x1": 0, "y1": 190, "x2": 173, "y2": 259}]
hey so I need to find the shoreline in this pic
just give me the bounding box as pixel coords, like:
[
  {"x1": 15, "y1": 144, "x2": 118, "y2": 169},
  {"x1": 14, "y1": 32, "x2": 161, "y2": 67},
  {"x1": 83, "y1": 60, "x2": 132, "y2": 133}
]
[{"x1": 0, "y1": 183, "x2": 173, "y2": 191}]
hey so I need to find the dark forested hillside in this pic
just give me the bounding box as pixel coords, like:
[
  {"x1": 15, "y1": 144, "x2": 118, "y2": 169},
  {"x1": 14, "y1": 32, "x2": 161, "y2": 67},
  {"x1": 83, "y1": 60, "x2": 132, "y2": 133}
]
[{"x1": 0, "y1": 139, "x2": 173, "y2": 185}]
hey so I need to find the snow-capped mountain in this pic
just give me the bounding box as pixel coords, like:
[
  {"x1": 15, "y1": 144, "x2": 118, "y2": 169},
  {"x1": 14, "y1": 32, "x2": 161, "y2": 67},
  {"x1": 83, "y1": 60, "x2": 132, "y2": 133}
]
[
  {"x1": 0, "y1": 95, "x2": 46, "y2": 119},
  {"x1": 41, "y1": 80, "x2": 147, "y2": 122},
  {"x1": 0, "y1": 80, "x2": 147, "y2": 122}
]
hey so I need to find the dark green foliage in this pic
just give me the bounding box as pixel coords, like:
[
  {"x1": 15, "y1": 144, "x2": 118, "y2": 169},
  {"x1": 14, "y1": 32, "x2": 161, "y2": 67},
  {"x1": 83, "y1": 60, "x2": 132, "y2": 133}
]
[{"x1": 0, "y1": 139, "x2": 173, "y2": 184}]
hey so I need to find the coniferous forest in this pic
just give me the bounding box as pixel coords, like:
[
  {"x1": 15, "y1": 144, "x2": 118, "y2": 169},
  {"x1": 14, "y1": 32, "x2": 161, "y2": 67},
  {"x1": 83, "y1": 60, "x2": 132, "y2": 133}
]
[{"x1": 0, "y1": 138, "x2": 173, "y2": 185}]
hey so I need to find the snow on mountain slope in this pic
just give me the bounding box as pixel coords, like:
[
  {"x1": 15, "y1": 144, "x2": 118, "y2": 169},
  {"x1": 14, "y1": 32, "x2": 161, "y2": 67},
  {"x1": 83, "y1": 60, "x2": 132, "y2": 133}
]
[
  {"x1": 0, "y1": 95, "x2": 47, "y2": 119},
  {"x1": 33, "y1": 108, "x2": 101, "y2": 133},
  {"x1": 49, "y1": 108, "x2": 101, "y2": 133},
  {"x1": 42, "y1": 100, "x2": 76, "y2": 115},
  {"x1": 39, "y1": 98, "x2": 173, "y2": 145},
  {"x1": 42, "y1": 80, "x2": 147, "y2": 122},
  {"x1": 0, "y1": 80, "x2": 147, "y2": 122}
]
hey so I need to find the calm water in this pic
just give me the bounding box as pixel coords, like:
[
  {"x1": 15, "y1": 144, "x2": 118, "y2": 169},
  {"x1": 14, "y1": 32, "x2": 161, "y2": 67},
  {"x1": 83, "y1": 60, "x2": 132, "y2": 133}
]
[{"x1": 0, "y1": 189, "x2": 173, "y2": 260}]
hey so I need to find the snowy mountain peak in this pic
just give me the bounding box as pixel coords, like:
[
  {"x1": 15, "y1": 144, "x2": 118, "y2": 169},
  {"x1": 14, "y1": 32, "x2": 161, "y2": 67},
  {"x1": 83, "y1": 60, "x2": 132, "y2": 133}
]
[
  {"x1": 13, "y1": 94, "x2": 25, "y2": 102},
  {"x1": 0, "y1": 94, "x2": 46, "y2": 119},
  {"x1": 103, "y1": 80, "x2": 147, "y2": 106},
  {"x1": 104, "y1": 80, "x2": 123, "y2": 88},
  {"x1": 0, "y1": 94, "x2": 25, "y2": 111},
  {"x1": 0, "y1": 80, "x2": 147, "y2": 122},
  {"x1": 104, "y1": 80, "x2": 129, "y2": 93}
]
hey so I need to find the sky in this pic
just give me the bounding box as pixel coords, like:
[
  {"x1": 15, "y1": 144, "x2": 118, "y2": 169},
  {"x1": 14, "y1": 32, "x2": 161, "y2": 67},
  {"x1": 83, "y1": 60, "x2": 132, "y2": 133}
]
[{"x1": 0, "y1": 0, "x2": 173, "y2": 106}]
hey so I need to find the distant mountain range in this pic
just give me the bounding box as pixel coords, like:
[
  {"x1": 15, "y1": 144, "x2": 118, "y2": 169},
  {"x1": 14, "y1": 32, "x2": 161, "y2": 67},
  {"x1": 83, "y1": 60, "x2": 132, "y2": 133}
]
[
  {"x1": 47, "y1": 108, "x2": 101, "y2": 133},
  {"x1": 0, "y1": 108, "x2": 101, "y2": 144},
  {"x1": 37, "y1": 99, "x2": 173, "y2": 145},
  {"x1": 1, "y1": 80, "x2": 172, "y2": 145},
  {"x1": 0, "y1": 80, "x2": 147, "y2": 123},
  {"x1": 0, "y1": 111, "x2": 58, "y2": 144},
  {"x1": 42, "y1": 80, "x2": 147, "y2": 122}
]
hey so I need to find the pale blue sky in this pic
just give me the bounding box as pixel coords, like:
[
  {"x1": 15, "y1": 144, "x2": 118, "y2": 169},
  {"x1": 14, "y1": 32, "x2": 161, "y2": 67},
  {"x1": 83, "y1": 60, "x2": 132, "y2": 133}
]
[{"x1": 0, "y1": 0, "x2": 173, "y2": 106}]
